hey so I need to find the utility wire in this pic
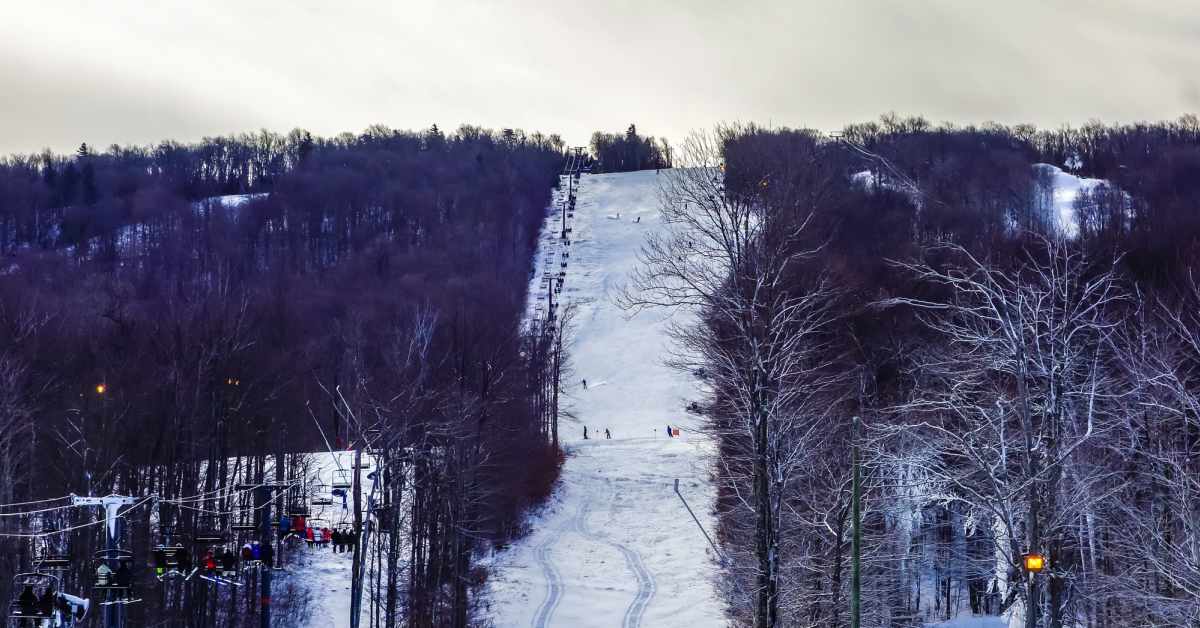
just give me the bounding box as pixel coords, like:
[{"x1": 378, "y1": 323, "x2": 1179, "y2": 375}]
[{"x1": 0, "y1": 495, "x2": 155, "y2": 539}]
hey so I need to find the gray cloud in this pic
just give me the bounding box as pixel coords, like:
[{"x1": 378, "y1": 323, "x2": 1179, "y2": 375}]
[{"x1": 1, "y1": 0, "x2": 1197, "y2": 155}]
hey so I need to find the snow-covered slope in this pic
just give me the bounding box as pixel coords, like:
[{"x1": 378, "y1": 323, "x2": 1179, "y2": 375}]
[
  {"x1": 487, "y1": 170, "x2": 726, "y2": 627},
  {"x1": 1032, "y1": 163, "x2": 1110, "y2": 237},
  {"x1": 284, "y1": 450, "x2": 378, "y2": 628}
]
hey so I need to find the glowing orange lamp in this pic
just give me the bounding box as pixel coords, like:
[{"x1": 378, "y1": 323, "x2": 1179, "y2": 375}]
[
  {"x1": 1022, "y1": 552, "x2": 1047, "y2": 573},
  {"x1": 95, "y1": 383, "x2": 107, "y2": 395}
]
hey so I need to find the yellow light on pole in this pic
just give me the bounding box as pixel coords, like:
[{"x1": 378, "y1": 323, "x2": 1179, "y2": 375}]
[
  {"x1": 95, "y1": 383, "x2": 107, "y2": 395},
  {"x1": 1023, "y1": 553, "x2": 1047, "y2": 573}
]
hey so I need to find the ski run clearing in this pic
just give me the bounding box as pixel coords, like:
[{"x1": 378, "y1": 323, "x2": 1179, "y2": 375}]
[
  {"x1": 483, "y1": 170, "x2": 726, "y2": 628},
  {"x1": 299, "y1": 168, "x2": 1068, "y2": 626}
]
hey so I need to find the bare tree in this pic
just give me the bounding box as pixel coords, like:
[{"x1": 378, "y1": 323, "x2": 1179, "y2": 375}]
[
  {"x1": 876, "y1": 236, "x2": 1125, "y2": 628},
  {"x1": 623, "y1": 126, "x2": 842, "y2": 628}
]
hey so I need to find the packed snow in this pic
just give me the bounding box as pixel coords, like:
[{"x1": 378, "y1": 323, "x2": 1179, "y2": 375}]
[
  {"x1": 925, "y1": 616, "x2": 1007, "y2": 628},
  {"x1": 283, "y1": 450, "x2": 378, "y2": 628},
  {"x1": 1032, "y1": 163, "x2": 1111, "y2": 237},
  {"x1": 486, "y1": 170, "x2": 726, "y2": 627}
]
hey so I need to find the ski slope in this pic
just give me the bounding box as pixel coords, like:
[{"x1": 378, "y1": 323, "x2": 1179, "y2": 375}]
[
  {"x1": 486, "y1": 170, "x2": 726, "y2": 627},
  {"x1": 287, "y1": 451, "x2": 378, "y2": 628}
]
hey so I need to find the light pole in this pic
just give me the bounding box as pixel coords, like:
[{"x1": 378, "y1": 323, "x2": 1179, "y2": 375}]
[{"x1": 851, "y1": 415, "x2": 861, "y2": 628}]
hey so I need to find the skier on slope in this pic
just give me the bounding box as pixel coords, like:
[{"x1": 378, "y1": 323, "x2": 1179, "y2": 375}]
[
  {"x1": 582, "y1": 379, "x2": 587, "y2": 389},
  {"x1": 605, "y1": 428, "x2": 611, "y2": 439},
  {"x1": 666, "y1": 424, "x2": 673, "y2": 438},
  {"x1": 583, "y1": 426, "x2": 589, "y2": 440}
]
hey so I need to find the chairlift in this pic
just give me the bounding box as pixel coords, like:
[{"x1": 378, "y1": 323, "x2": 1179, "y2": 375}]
[
  {"x1": 32, "y1": 522, "x2": 75, "y2": 572},
  {"x1": 330, "y1": 469, "x2": 352, "y2": 490},
  {"x1": 36, "y1": 553, "x2": 72, "y2": 570},
  {"x1": 192, "y1": 527, "x2": 227, "y2": 545},
  {"x1": 151, "y1": 544, "x2": 188, "y2": 572},
  {"x1": 231, "y1": 494, "x2": 259, "y2": 533},
  {"x1": 8, "y1": 572, "x2": 59, "y2": 622},
  {"x1": 93, "y1": 549, "x2": 136, "y2": 590},
  {"x1": 286, "y1": 502, "x2": 309, "y2": 518}
]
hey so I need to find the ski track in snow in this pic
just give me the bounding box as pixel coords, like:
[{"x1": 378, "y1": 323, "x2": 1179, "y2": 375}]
[{"x1": 531, "y1": 518, "x2": 567, "y2": 628}]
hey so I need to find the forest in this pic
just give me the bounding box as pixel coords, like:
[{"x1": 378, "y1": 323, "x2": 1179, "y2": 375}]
[
  {"x1": 588, "y1": 124, "x2": 672, "y2": 173},
  {"x1": 0, "y1": 124, "x2": 569, "y2": 626},
  {"x1": 631, "y1": 115, "x2": 1200, "y2": 628}
]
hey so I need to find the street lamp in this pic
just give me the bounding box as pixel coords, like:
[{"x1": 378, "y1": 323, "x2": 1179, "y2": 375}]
[
  {"x1": 1022, "y1": 552, "x2": 1047, "y2": 573},
  {"x1": 95, "y1": 383, "x2": 107, "y2": 395}
]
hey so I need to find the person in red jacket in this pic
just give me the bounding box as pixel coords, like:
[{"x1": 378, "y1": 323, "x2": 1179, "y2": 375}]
[
  {"x1": 305, "y1": 526, "x2": 315, "y2": 548},
  {"x1": 321, "y1": 527, "x2": 332, "y2": 549}
]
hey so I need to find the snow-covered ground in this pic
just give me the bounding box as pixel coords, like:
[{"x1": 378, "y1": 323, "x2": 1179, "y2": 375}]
[
  {"x1": 282, "y1": 450, "x2": 378, "y2": 628},
  {"x1": 1032, "y1": 163, "x2": 1111, "y2": 237},
  {"x1": 486, "y1": 170, "x2": 726, "y2": 627},
  {"x1": 925, "y1": 616, "x2": 1007, "y2": 628}
]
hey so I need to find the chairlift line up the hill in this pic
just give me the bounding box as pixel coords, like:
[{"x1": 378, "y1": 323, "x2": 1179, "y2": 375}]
[{"x1": 0, "y1": 451, "x2": 380, "y2": 625}]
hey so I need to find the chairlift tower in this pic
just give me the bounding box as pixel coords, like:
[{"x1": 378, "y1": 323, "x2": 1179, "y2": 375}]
[
  {"x1": 236, "y1": 481, "x2": 290, "y2": 628},
  {"x1": 72, "y1": 494, "x2": 137, "y2": 628}
]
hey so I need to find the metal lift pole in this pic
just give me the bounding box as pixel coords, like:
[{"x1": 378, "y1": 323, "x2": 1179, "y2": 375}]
[
  {"x1": 349, "y1": 447, "x2": 365, "y2": 628},
  {"x1": 72, "y1": 495, "x2": 136, "y2": 628},
  {"x1": 259, "y1": 484, "x2": 276, "y2": 628},
  {"x1": 236, "y1": 480, "x2": 284, "y2": 628},
  {"x1": 851, "y1": 415, "x2": 862, "y2": 628}
]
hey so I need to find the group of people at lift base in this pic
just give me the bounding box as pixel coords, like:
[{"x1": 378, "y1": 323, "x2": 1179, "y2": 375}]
[{"x1": 280, "y1": 514, "x2": 359, "y2": 553}]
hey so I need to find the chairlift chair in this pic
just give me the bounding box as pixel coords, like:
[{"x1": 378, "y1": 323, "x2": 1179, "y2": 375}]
[
  {"x1": 192, "y1": 527, "x2": 227, "y2": 545},
  {"x1": 230, "y1": 522, "x2": 258, "y2": 533},
  {"x1": 330, "y1": 469, "x2": 352, "y2": 490},
  {"x1": 8, "y1": 572, "x2": 59, "y2": 622},
  {"x1": 93, "y1": 549, "x2": 136, "y2": 590},
  {"x1": 36, "y1": 553, "x2": 72, "y2": 570}
]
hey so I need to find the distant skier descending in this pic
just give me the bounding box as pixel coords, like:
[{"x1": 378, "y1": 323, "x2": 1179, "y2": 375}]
[{"x1": 666, "y1": 425, "x2": 673, "y2": 438}]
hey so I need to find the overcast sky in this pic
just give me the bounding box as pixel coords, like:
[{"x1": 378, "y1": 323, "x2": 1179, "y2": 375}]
[{"x1": 2, "y1": 0, "x2": 1198, "y2": 155}]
